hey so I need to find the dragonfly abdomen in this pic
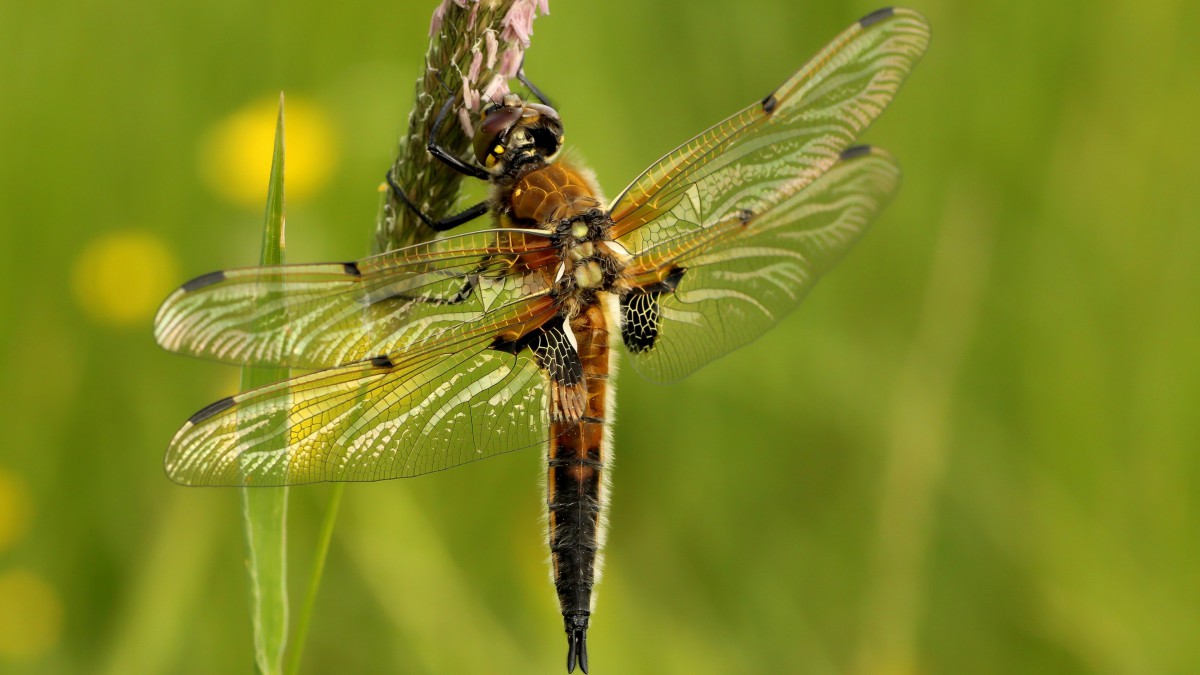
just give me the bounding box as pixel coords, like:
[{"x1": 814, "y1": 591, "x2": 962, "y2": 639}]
[{"x1": 547, "y1": 300, "x2": 615, "y2": 674}]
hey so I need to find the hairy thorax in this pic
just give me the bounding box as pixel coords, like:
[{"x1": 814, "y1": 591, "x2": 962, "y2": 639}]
[
  {"x1": 507, "y1": 162, "x2": 603, "y2": 225},
  {"x1": 498, "y1": 161, "x2": 631, "y2": 319}
]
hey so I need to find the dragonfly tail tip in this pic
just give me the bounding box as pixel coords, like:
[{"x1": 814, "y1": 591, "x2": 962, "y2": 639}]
[{"x1": 564, "y1": 613, "x2": 589, "y2": 673}]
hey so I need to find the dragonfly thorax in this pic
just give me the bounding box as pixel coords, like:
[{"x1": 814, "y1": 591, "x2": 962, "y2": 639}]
[{"x1": 549, "y1": 210, "x2": 629, "y2": 315}]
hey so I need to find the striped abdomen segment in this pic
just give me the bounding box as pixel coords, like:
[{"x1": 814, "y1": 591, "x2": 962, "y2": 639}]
[{"x1": 548, "y1": 302, "x2": 612, "y2": 673}]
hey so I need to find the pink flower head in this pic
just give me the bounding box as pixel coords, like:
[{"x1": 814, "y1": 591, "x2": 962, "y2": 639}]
[
  {"x1": 431, "y1": 0, "x2": 478, "y2": 37},
  {"x1": 467, "y1": 49, "x2": 483, "y2": 83},
  {"x1": 501, "y1": 0, "x2": 537, "y2": 47},
  {"x1": 498, "y1": 47, "x2": 523, "y2": 78},
  {"x1": 484, "y1": 29, "x2": 499, "y2": 69},
  {"x1": 429, "y1": 0, "x2": 448, "y2": 36},
  {"x1": 461, "y1": 78, "x2": 480, "y2": 111},
  {"x1": 481, "y1": 74, "x2": 510, "y2": 105},
  {"x1": 458, "y1": 106, "x2": 475, "y2": 137}
]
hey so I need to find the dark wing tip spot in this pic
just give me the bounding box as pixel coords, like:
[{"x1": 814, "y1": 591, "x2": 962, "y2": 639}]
[
  {"x1": 187, "y1": 395, "x2": 236, "y2": 425},
  {"x1": 859, "y1": 7, "x2": 895, "y2": 28},
  {"x1": 761, "y1": 93, "x2": 778, "y2": 114},
  {"x1": 342, "y1": 262, "x2": 362, "y2": 277},
  {"x1": 370, "y1": 355, "x2": 394, "y2": 369},
  {"x1": 840, "y1": 145, "x2": 873, "y2": 160},
  {"x1": 181, "y1": 270, "x2": 226, "y2": 292}
]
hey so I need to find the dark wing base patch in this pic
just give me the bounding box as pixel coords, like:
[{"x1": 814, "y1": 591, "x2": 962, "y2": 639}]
[
  {"x1": 492, "y1": 316, "x2": 583, "y2": 387},
  {"x1": 621, "y1": 292, "x2": 660, "y2": 354},
  {"x1": 620, "y1": 267, "x2": 685, "y2": 354}
]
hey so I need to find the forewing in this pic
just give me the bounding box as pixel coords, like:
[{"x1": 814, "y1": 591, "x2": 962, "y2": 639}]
[
  {"x1": 608, "y1": 7, "x2": 928, "y2": 249},
  {"x1": 166, "y1": 300, "x2": 559, "y2": 486},
  {"x1": 154, "y1": 229, "x2": 554, "y2": 369},
  {"x1": 620, "y1": 147, "x2": 901, "y2": 381}
]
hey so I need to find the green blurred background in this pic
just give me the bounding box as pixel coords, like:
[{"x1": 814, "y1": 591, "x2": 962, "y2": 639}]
[{"x1": 2, "y1": 0, "x2": 1198, "y2": 673}]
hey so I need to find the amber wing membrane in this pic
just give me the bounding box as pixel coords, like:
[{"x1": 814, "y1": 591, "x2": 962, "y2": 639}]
[
  {"x1": 155, "y1": 229, "x2": 554, "y2": 369},
  {"x1": 164, "y1": 292, "x2": 560, "y2": 486},
  {"x1": 608, "y1": 8, "x2": 927, "y2": 243},
  {"x1": 156, "y1": 228, "x2": 565, "y2": 486},
  {"x1": 609, "y1": 8, "x2": 928, "y2": 381},
  {"x1": 166, "y1": 346, "x2": 553, "y2": 487},
  {"x1": 622, "y1": 147, "x2": 901, "y2": 381}
]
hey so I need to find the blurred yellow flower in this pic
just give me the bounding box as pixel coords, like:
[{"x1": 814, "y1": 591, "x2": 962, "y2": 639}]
[
  {"x1": 199, "y1": 96, "x2": 339, "y2": 207},
  {"x1": 0, "y1": 469, "x2": 31, "y2": 553},
  {"x1": 72, "y1": 231, "x2": 178, "y2": 326},
  {"x1": 0, "y1": 569, "x2": 62, "y2": 660}
]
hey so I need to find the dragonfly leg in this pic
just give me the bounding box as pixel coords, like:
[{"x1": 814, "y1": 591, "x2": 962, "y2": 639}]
[
  {"x1": 426, "y1": 96, "x2": 491, "y2": 180},
  {"x1": 517, "y1": 62, "x2": 555, "y2": 108},
  {"x1": 369, "y1": 270, "x2": 481, "y2": 308},
  {"x1": 385, "y1": 170, "x2": 489, "y2": 232}
]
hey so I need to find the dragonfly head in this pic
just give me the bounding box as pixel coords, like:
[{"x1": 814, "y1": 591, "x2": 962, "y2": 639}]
[{"x1": 474, "y1": 93, "x2": 564, "y2": 175}]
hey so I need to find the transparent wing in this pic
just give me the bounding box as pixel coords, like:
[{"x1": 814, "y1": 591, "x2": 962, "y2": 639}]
[
  {"x1": 608, "y1": 7, "x2": 928, "y2": 249},
  {"x1": 166, "y1": 298, "x2": 560, "y2": 486},
  {"x1": 154, "y1": 229, "x2": 556, "y2": 369},
  {"x1": 620, "y1": 146, "x2": 901, "y2": 382}
]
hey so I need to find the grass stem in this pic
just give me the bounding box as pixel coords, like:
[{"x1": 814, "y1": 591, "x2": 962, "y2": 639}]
[
  {"x1": 286, "y1": 484, "x2": 344, "y2": 675},
  {"x1": 240, "y1": 93, "x2": 290, "y2": 675}
]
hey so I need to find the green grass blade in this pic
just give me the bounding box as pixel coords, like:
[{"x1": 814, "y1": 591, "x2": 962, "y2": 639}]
[
  {"x1": 240, "y1": 93, "x2": 289, "y2": 675},
  {"x1": 286, "y1": 483, "x2": 343, "y2": 675}
]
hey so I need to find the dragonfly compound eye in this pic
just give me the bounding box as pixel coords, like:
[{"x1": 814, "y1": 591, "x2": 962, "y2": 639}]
[
  {"x1": 474, "y1": 105, "x2": 523, "y2": 168},
  {"x1": 525, "y1": 103, "x2": 564, "y2": 160}
]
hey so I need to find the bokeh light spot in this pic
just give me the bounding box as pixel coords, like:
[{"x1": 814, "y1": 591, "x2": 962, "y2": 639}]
[
  {"x1": 0, "y1": 570, "x2": 63, "y2": 660},
  {"x1": 199, "y1": 96, "x2": 339, "y2": 207},
  {"x1": 0, "y1": 469, "x2": 31, "y2": 553},
  {"x1": 72, "y1": 231, "x2": 178, "y2": 327}
]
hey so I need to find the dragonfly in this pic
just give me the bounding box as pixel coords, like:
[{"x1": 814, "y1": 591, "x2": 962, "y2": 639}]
[{"x1": 154, "y1": 8, "x2": 929, "y2": 673}]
